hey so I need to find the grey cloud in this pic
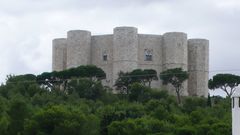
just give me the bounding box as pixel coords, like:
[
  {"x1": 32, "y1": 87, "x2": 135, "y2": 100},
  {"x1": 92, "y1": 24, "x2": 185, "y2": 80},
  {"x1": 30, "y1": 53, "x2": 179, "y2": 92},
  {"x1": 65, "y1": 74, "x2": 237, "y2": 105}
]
[
  {"x1": 0, "y1": 0, "x2": 174, "y2": 16},
  {"x1": 0, "y1": 0, "x2": 240, "y2": 97}
]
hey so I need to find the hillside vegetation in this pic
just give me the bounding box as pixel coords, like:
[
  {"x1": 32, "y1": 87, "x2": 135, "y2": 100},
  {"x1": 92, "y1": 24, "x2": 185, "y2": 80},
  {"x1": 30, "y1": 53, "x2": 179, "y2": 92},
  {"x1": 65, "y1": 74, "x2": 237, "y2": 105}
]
[{"x1": 0, "y1": 66, "x2": 231, "y2": 135}]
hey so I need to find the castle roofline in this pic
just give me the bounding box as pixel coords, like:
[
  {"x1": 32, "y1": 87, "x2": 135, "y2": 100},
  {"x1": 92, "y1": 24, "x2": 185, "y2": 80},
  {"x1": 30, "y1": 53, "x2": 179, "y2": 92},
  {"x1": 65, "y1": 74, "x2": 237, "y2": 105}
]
[
  {"x1": 67, "y1": 30, "x2": 91, "y2": 34},
  {"x1": 114, "y1": 26, "x2": 137, "y2": 28},
  {"x1": 163, "y1": 32, "x2": 187, "y2": 36},
  {"x1": 138, "y1": 33, "x2": 162, "y2": 37},
  {"x1": 188, "y1": 38, "x2": 209, "y2": 41},
  {"x1": 92, "y1": 34, "x2": 113, "y2": 37},
  {"x1": 53, "y1": 38, "x2": 67, "y2": 41}
]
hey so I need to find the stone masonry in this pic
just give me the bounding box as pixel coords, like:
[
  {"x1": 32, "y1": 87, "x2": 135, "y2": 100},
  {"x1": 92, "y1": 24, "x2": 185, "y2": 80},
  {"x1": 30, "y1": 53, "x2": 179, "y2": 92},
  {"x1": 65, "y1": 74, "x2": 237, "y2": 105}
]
[{"x1": 52, "y1": 26, "x2": 209, "y2": 97}]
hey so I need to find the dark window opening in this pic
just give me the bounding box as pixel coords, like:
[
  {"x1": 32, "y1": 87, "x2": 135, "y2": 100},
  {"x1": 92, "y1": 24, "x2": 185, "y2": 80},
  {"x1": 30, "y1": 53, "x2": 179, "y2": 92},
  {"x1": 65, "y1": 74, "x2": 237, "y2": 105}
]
[
  {"x1": 233, "y1": 98, "x2": 235, "y2": 108},
  {"x1": 145, "y1": 54, "x2": 152, "y2": 61},
  {"x1": 103, "y1": 55, "x2": 107, "y2": 61},
  {"x1": 102, "y1": 50, "x2": 108, "y2": 61},
  {"x1": 239, "y1": 98, "x2": 240, "y2": 108}
]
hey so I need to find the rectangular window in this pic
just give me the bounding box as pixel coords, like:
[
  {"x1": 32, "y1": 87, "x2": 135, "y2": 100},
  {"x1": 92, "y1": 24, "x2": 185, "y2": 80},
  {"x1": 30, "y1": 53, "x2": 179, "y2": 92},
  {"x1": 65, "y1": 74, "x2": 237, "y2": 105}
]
[
  {"x1": 144, "y1": 49, "x2": 153, "y2": 61},
  {"x1": 145, "y1": 55, "x2": 152, "y2": 61},
  {"x1": 103, "y1": 55, "x2": 107, "y2": 61},
  {"x1": 239, "y1": 98, "x2": 240, "y2": 108},
  {"x1": 103, "y1": 50, "x2": 108, "y2": 61},
  {"x1": 233, "y1": 98, "x2": 235, "y2": 108}
]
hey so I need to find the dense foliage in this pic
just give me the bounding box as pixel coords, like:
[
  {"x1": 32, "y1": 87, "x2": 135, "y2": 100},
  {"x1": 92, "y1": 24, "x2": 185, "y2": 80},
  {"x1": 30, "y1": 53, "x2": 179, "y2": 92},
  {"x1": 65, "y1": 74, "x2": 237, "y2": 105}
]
[
  {"x1": 0, "y1": 67, "x2": 232, "y2": 135},
  {"x1": 115, "y1": 69, "x2": 158, "y2": 94}
]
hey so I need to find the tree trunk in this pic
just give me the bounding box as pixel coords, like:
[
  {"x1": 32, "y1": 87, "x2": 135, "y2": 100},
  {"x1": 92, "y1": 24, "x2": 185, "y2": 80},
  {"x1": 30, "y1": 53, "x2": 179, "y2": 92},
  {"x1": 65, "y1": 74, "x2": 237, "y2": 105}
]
[
  {"x1": 148, "y1": 81, "x2": 151, "y2": 88},
  {"x1": 176, "y1": 88, "x2": 182, "y2": 104}
]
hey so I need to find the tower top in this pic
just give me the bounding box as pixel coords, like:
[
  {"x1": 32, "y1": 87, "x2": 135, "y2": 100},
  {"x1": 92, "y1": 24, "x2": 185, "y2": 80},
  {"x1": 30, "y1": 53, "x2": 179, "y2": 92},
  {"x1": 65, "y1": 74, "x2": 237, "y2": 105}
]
[{"x1": 232, "y1": 89, "x2": 240, "y2": 98}]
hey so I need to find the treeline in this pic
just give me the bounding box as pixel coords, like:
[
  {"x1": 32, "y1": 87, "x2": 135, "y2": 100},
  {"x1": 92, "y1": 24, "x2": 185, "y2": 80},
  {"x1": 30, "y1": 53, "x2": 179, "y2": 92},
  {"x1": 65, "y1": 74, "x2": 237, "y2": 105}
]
[{"x1": 0, "y1": 65, "x2": 232, "y2": 135}]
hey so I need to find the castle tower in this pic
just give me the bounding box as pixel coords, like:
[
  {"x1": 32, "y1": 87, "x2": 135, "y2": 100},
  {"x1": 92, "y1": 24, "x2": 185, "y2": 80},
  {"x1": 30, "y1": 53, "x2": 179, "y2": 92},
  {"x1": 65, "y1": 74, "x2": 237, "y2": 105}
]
[
  {"x1": 66, "y1": 30, "x2": 91, "y2": 69},
  {"x1": 113, "y1": 27, "x2": 138, "y2": 85},
  {"x1": 162, "y1": 32, "x2": 188, "y2": 96},
  {"x1": 52, "y1": 26, "x2": 209, "y2": 97},
  {"x1": 188, "y1": 39, "x2": 209, "y2": 97},
  {"x1": 52, "y1": 38, "x2": 67, "y2": 71},
  {"x1": 232, "y1": 90, "x2": 240, "y2": 135}
]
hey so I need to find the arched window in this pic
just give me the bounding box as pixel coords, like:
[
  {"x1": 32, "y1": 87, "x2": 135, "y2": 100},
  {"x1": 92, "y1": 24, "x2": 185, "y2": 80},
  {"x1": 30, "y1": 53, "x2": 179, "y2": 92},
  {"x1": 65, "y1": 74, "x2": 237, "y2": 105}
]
[{"x1": 144, "y1": 49, "x2": 153, "y2": 61}]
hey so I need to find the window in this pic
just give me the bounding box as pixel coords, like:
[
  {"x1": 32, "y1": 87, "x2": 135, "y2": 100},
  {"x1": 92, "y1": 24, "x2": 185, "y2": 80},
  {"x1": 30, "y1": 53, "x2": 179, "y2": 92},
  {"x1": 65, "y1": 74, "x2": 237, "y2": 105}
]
[
  {"x1": 103, "y1": 51, "x2": 108, "y2": 61},
  {"x1": 239, "y1": 97, "x2": 240, "y2": 108},
  {"x1": 103, "y1": 55, "x2": 107, "y2": 61},
  {"x1": 144, "y1": 49, "x2": 153, "y2": 61},
  {"x1": 233, "y1": 98, "x2": 235, "y2": 108}
]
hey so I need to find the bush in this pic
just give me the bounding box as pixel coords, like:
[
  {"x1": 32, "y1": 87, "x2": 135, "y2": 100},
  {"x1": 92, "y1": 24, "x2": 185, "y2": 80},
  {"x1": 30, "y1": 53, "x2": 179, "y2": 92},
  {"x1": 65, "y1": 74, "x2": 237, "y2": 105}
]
[
  {"x1": 128, "y1": 83, "x2": 151, "y2": 102},
  {"x1": 175, "y1": 126, "x2": 196, "y2": 135}
]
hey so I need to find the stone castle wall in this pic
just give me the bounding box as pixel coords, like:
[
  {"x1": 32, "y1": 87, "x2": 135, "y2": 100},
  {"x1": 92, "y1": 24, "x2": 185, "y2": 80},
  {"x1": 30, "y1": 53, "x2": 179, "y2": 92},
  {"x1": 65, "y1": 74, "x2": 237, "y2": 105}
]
[
  {"x1": 113, "y1": 27, "x2": 139, "y2": 87},
  {"x1": 91, "y1": 34, "x2": 113, "y2": 87},
  {"x1": 52, "y1": 38, "x2": 67, "y2": 71},
  {"x1": 162, "y1": 32, "x2": 188, "y2": 96},
  {"x1": 52, "y1": 26, "x2": 209, "y2": 97},
  {"x1": 188, "y1": 39, "x2": 209, "y2": 97},
  {"x1": 137, "y1": 34, "x2": 163, "y2": 89},
  {"x1": 67, "y1": 30, "x2": 91, "y2": 68}
]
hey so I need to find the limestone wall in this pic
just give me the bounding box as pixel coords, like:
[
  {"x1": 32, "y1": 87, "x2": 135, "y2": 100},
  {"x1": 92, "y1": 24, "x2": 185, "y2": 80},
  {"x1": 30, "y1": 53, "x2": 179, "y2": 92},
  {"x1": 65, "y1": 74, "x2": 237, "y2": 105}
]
[
  {"x1": 52, "y1": 26, "x2": 209, "y2": 97},
  {"x1": 113, "y1": 27, "x2": 139, "y2": 85},
  {"x1": 52, "y1": 38, "x2": 67, "y2": 71},
  {"x1": 91, "y1": 34, "x2": 113, "y2": 87},
  {"x1": 138, "y1": 34, "x2": 163, "y2": 88},
  {"x1": 188, "y1": 39, "x2": 209, "y2": 97},
  {"x1": 66, "y1": 30, "x2": 91, "y2": 69},
  {"x1": 162, "y1": 32, "x2": 188, "y2": 96}
]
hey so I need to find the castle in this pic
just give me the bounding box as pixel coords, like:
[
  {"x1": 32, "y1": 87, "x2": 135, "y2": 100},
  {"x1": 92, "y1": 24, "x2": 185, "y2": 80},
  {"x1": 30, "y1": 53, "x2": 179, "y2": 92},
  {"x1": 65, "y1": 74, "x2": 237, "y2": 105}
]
[{"x1": 52, "y1": 26, "x2": 209, "y2": 97}]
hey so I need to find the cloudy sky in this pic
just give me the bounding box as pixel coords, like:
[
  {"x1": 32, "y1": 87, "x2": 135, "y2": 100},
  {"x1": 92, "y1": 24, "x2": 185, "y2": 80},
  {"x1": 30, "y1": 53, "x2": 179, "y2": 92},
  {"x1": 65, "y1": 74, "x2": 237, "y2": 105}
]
[{"x1": 0, "y1": 0, "x2": 240, "y2": 96}]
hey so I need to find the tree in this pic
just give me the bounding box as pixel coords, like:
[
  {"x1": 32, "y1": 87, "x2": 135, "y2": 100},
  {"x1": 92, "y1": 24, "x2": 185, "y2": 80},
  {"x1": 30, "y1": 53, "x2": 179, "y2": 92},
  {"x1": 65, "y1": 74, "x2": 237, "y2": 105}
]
[
  {"x1": 36, "y1": 72, "x2": 57, "y2": 90},
  {"x1": 8, "y1": 97, "x2": 29, "y2": 135},
  {"x1": 36, "y1": 65, "x2": 106, "y2": 92},
  {"x1": 23, "y1": 105, "x2": 100, "y2": 135},
  {"x1": 108, "y1": 117, "x2": 173, "y2": 135},
  {"x1": 62, "y1": 65, "x2": 106, "y2": 81},
  {"x1": 6, "y1": 74, "x2": 36, "y2": 84},
  {"x1": 83, "y1": 65, "x2": 106, "y2": 81},
  {"x1": 4, "y1": 74, "x2": 41, "y2": 97},
  {"x1": 207, "y1": 123, "x2": 231, "y2": 135},
  {"x1": 182, "y1": 97, "x2": 207, "y2": 113},
  {"x1": 209, "y1": 74, "x2": 240, "y2": 97},
  {"x1": 0, "y1": 68, "x2": 234, "y2": 135},
  {"x1": 128, "y1": 83, "x2": 151, "y2": 102},
  {"x1": 129, "y1": 69, "x2": 144, "y2": 84},
  {"x1": 130, "y1": 69, "x2": 158, "y2": 87},
  {"x1": 68, "y1": 78, "x2": 106, "y2": 100},
  {"x1": 175, "y1": 126, "x2": 196, "y2": 135},
  {"x1": 142, "y1": 69, "x2": 158, "y2": 87},
  {"x1": 160, "y1": 68, "x2": 188, "y2": 104},
  {"x1": 115, "y1": 69, "x2": 158, "y2": 94},
  {"x1": 114, "y1": 71, "x2": 132, "y2": 94},
  {"x1": 0, "y1": 96, "x2": 9, "y2": 135}
]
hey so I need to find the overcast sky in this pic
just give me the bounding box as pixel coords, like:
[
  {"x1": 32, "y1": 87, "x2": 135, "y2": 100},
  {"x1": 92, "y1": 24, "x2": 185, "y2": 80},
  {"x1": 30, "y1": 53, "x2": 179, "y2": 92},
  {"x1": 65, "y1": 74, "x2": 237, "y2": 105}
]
[{"x1": 0, "y1": 0, "x2": 240, "y2": 96}]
